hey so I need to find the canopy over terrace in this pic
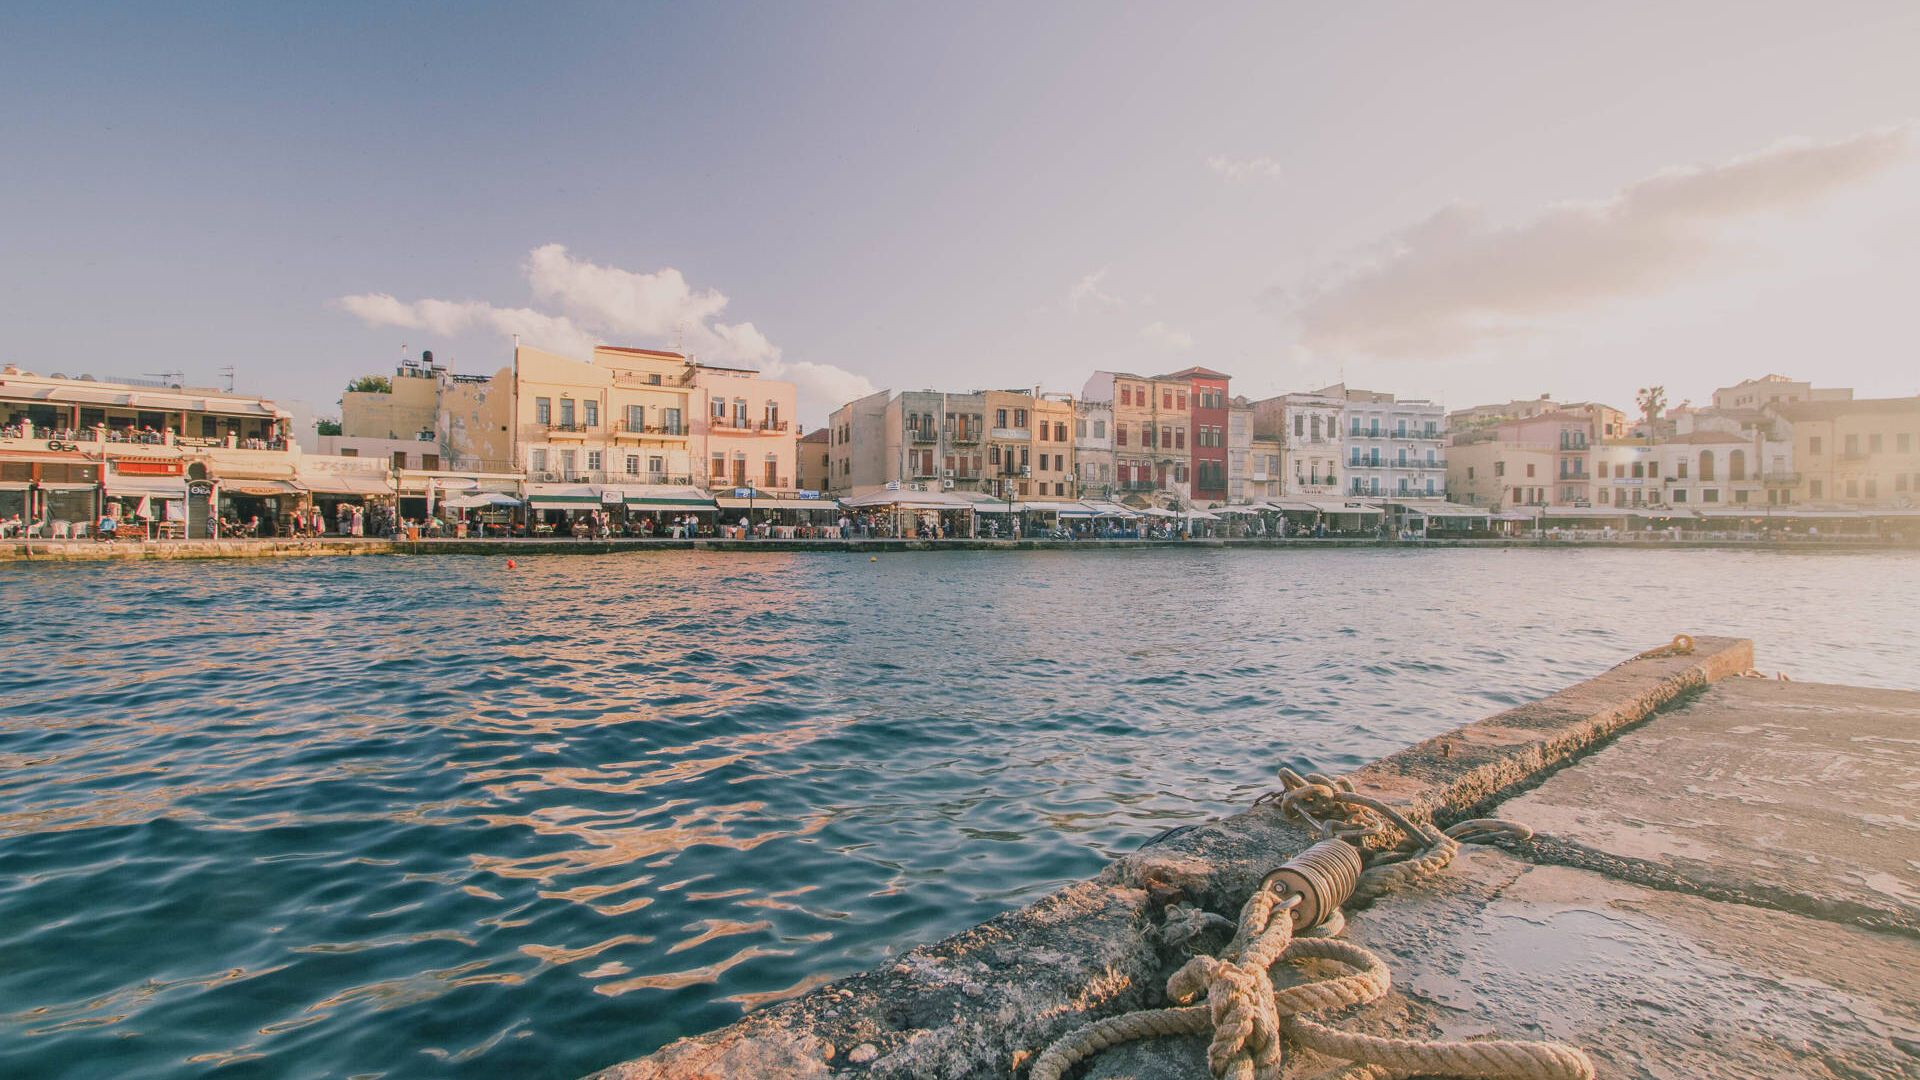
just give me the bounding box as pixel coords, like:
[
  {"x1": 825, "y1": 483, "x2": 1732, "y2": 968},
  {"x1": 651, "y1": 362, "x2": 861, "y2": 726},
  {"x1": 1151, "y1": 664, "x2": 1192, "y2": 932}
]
[
  {"x1": 841, "y1": 487, "x2": 976, "y2": 537},
  {"x1": 623, "y1": 486, "x2": 718, "y2": 513},
  {"x1": 524, "y1": 483, "x2": 602, "y2": 512}
]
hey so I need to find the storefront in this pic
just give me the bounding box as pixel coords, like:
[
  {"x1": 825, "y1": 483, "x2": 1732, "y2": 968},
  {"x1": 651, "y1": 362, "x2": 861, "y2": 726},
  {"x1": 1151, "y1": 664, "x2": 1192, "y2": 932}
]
[
  {"x1": 713, "y1": 492, "x2": 839, "y2": 537},
  {"x1": 623, "y1": 486, "x2": 718, "y2": 537},
  {"x1": 300, "y1": 458, "x2": 394, "y2": 535},
  {"x1": 839, "y1": 489, "x2": 975, "y2": 538},
  {"x1": 217, "y1": 479, "x2": 303, "y2": 537},
  {"x1": 524, "y1": 483, "x2": 603, "y2": 536},
  {"x1": 103, "y1": 460, "x2": 188, "y2": 538}
]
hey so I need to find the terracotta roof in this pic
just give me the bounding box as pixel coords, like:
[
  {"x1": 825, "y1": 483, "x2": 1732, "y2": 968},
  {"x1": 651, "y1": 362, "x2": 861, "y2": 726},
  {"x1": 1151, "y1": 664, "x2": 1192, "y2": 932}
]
[
  {"x1": 798, "y1": 428, "x2": 829, "y2": 444},
  {"x1": 1156, "y1": 366, "x2": 1233, "y2": 381},
  {"x1": 1772, "y1": 397, "x2": 1920, "y2": 422}
]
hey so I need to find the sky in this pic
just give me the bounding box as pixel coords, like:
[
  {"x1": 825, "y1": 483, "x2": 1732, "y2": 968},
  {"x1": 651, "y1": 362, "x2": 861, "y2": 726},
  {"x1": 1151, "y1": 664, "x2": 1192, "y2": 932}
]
[{"x1": 3, "y1": 2, "x2": 1918, "y2": 427}]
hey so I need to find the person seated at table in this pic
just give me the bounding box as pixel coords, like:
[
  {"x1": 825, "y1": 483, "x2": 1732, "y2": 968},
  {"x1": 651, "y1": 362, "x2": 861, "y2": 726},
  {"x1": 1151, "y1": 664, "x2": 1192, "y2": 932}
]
[{"x1": 97, "y1": 513, "x2": 117, "y2": 541}]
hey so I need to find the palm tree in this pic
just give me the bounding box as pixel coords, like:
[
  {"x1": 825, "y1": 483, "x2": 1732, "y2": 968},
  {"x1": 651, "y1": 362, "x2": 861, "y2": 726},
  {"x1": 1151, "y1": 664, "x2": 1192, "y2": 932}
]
[{"x1": 1635, "y1": 386, "x2": 1666, "y2": 441}]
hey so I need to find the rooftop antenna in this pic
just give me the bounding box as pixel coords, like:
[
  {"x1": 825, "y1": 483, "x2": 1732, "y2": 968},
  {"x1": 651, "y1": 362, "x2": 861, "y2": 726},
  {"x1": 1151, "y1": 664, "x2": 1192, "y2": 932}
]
[
  {"x1": 217, "y1": 365, "x2": 235, "y2": 392},
  {"x1": 145, "y1": 369, "x2": 186, "y2": 387}
]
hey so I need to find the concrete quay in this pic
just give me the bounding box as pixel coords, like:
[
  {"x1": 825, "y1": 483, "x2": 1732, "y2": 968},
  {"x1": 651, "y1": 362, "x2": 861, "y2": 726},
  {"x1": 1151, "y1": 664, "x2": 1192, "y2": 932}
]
[
  {"x1": 589, "y1": 638, "x2": 1920, "y2": 1079},
  {"x1": 4, "y1": 534, "x2": 1916, "y2": 562}
]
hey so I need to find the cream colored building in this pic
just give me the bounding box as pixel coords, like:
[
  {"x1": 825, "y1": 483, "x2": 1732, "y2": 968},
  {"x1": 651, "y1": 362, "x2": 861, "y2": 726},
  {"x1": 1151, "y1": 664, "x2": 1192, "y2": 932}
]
[
  {"x1": 1770, "y1": 397, "x2": 1920, "y2": 507},
  {"x1": 1448, "y1": 442, "x2": 1558, "y2": 510},
  {"x1": 691, "y1": 362, "x2": 798, "y2": 492},
  {"x1": 981, "y1": 389, "x2": 1075, "y2": 501},
  {"x1": 513, "y1": 344, "x2": 697, "y2": 486},
  {"x1": 1082, "y1": 370, "x2": 1191, "y2": 504}
]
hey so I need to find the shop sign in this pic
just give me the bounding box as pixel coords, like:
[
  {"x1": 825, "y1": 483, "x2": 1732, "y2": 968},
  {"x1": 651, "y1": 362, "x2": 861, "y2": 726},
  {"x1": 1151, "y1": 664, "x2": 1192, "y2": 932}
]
[
  {"x1": 187, "y1": 480, "x2": 214, "y2": 497},
  {"x1": 797, "y1": 490, "x2": 821, "y2": 499},
  {"x1": 46, "y1": 440, "x2": 83, "y2": 453},
  {"x1": 115, "y1": 460, "x2": 183, "y2": 476},
  {"x1": 734, "y1": 488, "x2": 755, "y2": 498}
]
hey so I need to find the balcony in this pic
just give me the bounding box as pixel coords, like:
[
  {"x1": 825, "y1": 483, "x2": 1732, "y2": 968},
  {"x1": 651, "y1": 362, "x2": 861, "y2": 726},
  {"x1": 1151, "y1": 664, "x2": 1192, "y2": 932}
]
[
  {"x1": 1763, "y1": 472, "x2": 1802, "y2": 485},
  {"x1": 1119, "y1": 479, "x2": 1158, "y2": 492},
  {"x1": 538, "y1": 421, "x2": 593, "y2": 439},
  {"x1": 948, "y1": 429, "x2": 981, "y2": 444},
  {"x1": 710, "y1": 417, "x2": 792, "y2": 435},
  {"x1": 615, "y1": 421, "x2": 688, "y2": 439},
  {"x1": 990, "y1": 427, "x2": 1031, "y2": 441},
  {"x1": 910, "y1": 429, "x2": 938, "y2": 443}
]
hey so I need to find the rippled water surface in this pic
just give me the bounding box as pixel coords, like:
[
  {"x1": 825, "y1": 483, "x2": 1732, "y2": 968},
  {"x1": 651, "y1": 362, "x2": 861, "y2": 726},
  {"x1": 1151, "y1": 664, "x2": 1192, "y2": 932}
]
[{"x1": 2, "y1": 548, "x2": 1916, "y2": 1078}]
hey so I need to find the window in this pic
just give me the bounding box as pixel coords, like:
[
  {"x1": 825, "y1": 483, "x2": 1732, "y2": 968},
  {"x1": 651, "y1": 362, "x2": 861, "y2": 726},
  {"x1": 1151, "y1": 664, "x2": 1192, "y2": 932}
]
[
  {"x1": 734, "y1": 399, "x2": 748, "y2": 427},
  {"x1": 664, "y1": 407, "x2": 681, "y2": 433},
  {"x1": 711, "y1": 453, "x2": 726, "y2": 477},
  {"x1": 339, "y1": 448, "x2": 358, "y2": 458},
  {"x1": 996, "y1": 408, "x2": 1008, "y2": 427},
  {"x1": 765, "y1": 458, "x2": 779, "y2": 487},
  {"x1": 649, "y1": 455, "x2": 663, "y2": 474},
  {"x1": 626, "y1": 454, "x2": 640, "y2": 475},
  {"x1": 1671, "y1": 488, "x2": 1687, "y2": 503},
  {"x1": 586, "y1": 450, "x2": 602, "y2": 471},
  {"x1": 1525, "y1": 463, "x2": 1535, "y2": 478},
  {"x1": 1809, "y1": 436, "x2": 1823, "y2": 455},
  {"x1": 583, "y1": 401, "x2": 598, "y2": 428},
  {"x1": 530, "y1": 448, "x2": 547, "y2": 472},
  {"x1": 1178, "y1": 393, "x2": 1187, "y2": 411},
  {"x1": 1295, "y1": 414, "x2": 1305, "y2": 437},
  {"x1": 1810, "y1": 479, "x2": 1824, "y2": 498},
  {"x1": 535, "y1": 397, "x2": 552, "y2": 424},
  {"x1": 713, "y1": 399, "x2": 728, "y2": 419},
  {"x1": 1467, "y1": 466, "x2": 1476, "y2": 480},
  {"x1": 1494, "y1": 461, "x2": 1506, "y2": 477},
  {"x1": 1019, "y1": 447, "x2": 1029, "y2": 467},
  {"x1": 766, "y1": 401, "x2": 780, "y2": 428},
  {"x1": 1173, "y1": 427, "x2": 1184, "y2": 449},
  {"x1": 392, "y1": 451, "x2": 408, "y2": 469},
  {"x1": 1014, "y1": 408, "x2": 1028, "y2": 427},
  {"x1": 558, "y1": 450, "x2": 576, "y2": 476},
  {"x1": 1698, "y1": 451, "x2": 1714, "y2": 482},
  {"x1": 1093, "y1": 420, "x2": 1105, "y2": 439},
  {"x1": 1702, "y1": 488, "x2": 1718, "y2": 503},
  {"x1": 1075, "y1": 419, "x2": 1087, "y2": 438},
  {"x1": 1116, "y1": 423, "x2": 1128, "y2": 446},
  {"x1": 990, "y1": 445, "x2": 1002, "y2": 465},
  {"x1": 1056, "y1": 421, "x2": 1067, "y2": 442},
  {"x1": 1866, "y1": 478, "x2": 1878, "y2": 499},
  {"x1": 626, "y1": 405, "x2": 644, "y2": 431},
  {"x1": 1844, "y1": 434, "x2": 1860, "y2": 456},
  {"x1": 422, "y1": 454, "x2": 439, "y2": 470},
  {"x1": 560, "y1": 398, "x2": 575, "y2": 426}
]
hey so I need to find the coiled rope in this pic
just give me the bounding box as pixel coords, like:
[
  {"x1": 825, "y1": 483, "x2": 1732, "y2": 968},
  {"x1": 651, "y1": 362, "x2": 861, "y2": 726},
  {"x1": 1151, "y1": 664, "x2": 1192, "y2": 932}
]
[{"x1": 1030, "y1": 770, "x2": 1593, "y2": 1080}]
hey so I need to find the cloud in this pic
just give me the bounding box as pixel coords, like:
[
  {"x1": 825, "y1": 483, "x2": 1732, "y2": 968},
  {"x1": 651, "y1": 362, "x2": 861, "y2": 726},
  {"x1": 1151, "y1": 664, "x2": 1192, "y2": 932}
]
[
  {"x1": 1207, "y1": 155, "x2": 1283, "y2": 182},
  {"x1": 337, "y1": 245, "x2": 874, "y2": 415},
  {"x1": 1069, "y1": 268, "x2": 1124, "y2": 312},
  {"x1": 1140, "y1": 321, "x2": 1194, "y2": 352},
  {"x1": 1293, "y1": 126, "x2": 1910, "y2": 357}
]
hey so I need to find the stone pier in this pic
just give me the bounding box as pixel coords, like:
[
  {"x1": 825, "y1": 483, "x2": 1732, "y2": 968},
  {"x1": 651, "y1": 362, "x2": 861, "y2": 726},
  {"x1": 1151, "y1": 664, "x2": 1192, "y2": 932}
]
[{"x1": 586, "y1": 636, "x2": 1920, "y2": 1078}]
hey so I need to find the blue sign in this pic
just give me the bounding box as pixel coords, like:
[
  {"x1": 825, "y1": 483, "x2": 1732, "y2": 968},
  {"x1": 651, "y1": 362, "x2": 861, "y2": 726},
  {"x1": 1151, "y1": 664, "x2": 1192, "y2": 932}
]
[
  {"x1": 797, "y1": 490, "x2": 821, "y2": 499},
  {"x1": 734, "y1": 488, "x2": 755, "y2": 498}
]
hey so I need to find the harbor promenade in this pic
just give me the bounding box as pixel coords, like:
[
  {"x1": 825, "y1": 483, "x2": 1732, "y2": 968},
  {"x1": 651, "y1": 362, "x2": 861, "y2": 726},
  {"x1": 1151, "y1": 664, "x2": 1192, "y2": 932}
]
[
  {"x1": 4, "y1": 534, "x2": 1916, "y2": 562},
  {"x1": 591, "y1": 638, "x2": 1919, "y2": 1078}
]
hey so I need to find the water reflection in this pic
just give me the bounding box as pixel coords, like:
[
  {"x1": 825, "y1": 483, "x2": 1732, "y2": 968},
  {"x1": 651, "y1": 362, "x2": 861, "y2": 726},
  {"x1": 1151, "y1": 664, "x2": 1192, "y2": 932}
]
[{"x1": 0, "y1": 549, "x2": 1914, "y2": 1079}]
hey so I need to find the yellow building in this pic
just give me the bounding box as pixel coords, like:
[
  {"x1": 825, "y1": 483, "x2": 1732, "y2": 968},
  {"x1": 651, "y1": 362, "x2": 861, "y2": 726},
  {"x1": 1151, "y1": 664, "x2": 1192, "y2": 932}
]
[
  {"x1": 515, "y1": 344, "x2": 697, "y2": 486},
  {"x1": 691, "y1": 362, "x2": 798, "y2": 492},
  {"x1": 1772, "y1": 397, "x2": 1920, "y2": 507},
  {"x1": 1082, "y1": 371, "x2": 1192, "y2": 503},
  {"x1": 340, "y1": 356, "x2": 441, "y2": 440},
  {"x1": 983, "y1": 389, "x2": 1076, "y2": 500}
]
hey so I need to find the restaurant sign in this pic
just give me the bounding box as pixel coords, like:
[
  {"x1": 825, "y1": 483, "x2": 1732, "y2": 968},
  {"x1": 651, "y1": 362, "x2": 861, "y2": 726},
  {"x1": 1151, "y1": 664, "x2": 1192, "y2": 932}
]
[
  {"x1": 187, "y1": 480, "x2": 214, "y2": 497},
  {"x1": 114, "y1": 460, "x2": 184, "y2": 476}
]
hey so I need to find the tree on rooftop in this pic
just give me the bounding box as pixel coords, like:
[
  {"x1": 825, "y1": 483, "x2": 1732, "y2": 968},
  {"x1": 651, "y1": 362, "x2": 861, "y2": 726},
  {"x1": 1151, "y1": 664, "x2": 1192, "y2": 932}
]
[
  {"x1": 1635, "y1": 386, "x2": 1666, "y2": 441},
  {"x1": 316, "y1": 418, "x2": 342, "y2": 436},
  {"x1": 346, "y1": 375, "x2": 392, "y2": 395}
]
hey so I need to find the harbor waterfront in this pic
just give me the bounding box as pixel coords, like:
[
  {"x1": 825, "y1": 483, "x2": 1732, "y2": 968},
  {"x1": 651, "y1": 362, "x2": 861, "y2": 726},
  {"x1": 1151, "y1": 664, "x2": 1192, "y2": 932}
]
[{"x1": 2, "y1": 548, "x2": 1917, "y2": 1079}]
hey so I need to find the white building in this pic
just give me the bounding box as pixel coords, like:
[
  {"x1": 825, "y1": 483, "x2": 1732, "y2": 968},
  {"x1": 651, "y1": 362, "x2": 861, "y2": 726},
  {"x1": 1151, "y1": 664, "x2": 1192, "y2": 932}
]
[
  {"x1": 1074, "y1": 399, "x2": 1114, "y2": 499},
  {"x1": 1323, "y1": 384, "x2": 1446, "y2": 499}
]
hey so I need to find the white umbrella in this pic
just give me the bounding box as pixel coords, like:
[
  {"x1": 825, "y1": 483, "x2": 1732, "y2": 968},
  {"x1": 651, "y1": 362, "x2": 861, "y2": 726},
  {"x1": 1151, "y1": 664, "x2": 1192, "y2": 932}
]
[{"x1": 133, "y1": 494, "x2": 153, "y2": 519}]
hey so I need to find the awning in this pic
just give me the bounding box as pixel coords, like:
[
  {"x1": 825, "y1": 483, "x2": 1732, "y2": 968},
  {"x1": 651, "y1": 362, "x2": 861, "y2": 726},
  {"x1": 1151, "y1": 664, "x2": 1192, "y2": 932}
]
[
  {"x1": 1213, "y1": 505, "x2": 1263, "y2": 515},
  {"x1": 224, "y1": 480, "x2": 302, "y2": 497},
  {"x1": 105, "y1": 474, "x2": 187, "y2": 499},
  {"x1": 444, "y1": 492, "x2": 522, "y2": 509},
  {"x1": 299, "y1": 471, "x2": 392, "y2": 496},
  {"x1": 1308, "y1": 500, "x2": 1384, "y2": 516},
  {"x1": 714, "y1": 496, "x2": 835, "y2": 512},
  {"x1": 525, "y1": 484, "x2": 602, "y2": 509},
  {"x1": 1081, "y1": 501, "x2": 1139, "y2": 519},
  {"x1": 624, "y1": 485, "x2": 719, "y2": 511},
  {"x1": 840, "y1": 490, "x2": 976, "y2": 511},
  {"x1": 1139, "y1": 507, "x2": 1180, "y2": 518}
]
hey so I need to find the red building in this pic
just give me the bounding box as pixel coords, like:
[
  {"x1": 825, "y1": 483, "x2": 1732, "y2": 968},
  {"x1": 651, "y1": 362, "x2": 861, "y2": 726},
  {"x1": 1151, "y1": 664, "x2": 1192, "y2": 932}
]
[{"x1": 1161, "y1": 366, "x2": 1231, "y2": 503}]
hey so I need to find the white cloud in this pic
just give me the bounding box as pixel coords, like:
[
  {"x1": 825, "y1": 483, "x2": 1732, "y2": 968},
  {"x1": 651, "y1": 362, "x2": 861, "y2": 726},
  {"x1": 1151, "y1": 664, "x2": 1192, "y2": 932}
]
[
  {"x1": 1293, "y1": 126, "x2": 1911, "y2": 357},
  {"x1": 336, "y1": 245, "x2": 874, "y2": 416},
  {"x1": 1069, "y1": 268, "x2": 1124, "y2": 311},
  {"x1": 1207, "y1": 155, "x2": 1283, "y2": 182},
  {"x1": 1140, "y1": 320, "x2": 1194, "y2": 352}
]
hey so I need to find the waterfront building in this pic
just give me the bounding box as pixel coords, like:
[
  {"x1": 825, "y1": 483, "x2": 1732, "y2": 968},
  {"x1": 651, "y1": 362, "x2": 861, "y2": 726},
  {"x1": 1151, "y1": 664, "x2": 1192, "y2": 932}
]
[
  {"x1": 822, "y1": 388, "x2": 999, "y2": 496},
  {"x1": 982, "y1": 389, "x2": 1075, "y2": 501},
  {"x1": 1768, "y1": 396, "x2": 1920, "y2": 508},
  {"x1": 1226, "y1": 397, "x2": 1253, "y2": 503},
  {"x1": 1251, "y1": 391, "x2": 1345, "y2": 497},
  {"x1": 1161, "y1": 366, "x2": 1232, "y2": 504},
  {"x1": 1322, "y1": 384, "x2": 1446, "y2": 499},
  {"x1": 796, "y1": 428, "x2": 830, "y2": 494},
  {"x1": 825, "y1": 389, "x2": 889, "y2": 495},
  {"x1": 691, "y1": 361, "x2": 798, "y2": 493},
  {"x1": 1084, "y1": 370, "x2": 1192, "y2": 505},
  {"x1": 1446, "y1": 441, "x2": 1558, "y2": 510},
  {"x1": 1446, "y1": 394, "x2": 1561, "y2": 433},
  {"x1": 1712, "y1": 374, "x2": 1852, "y2": 412},
  {"x1": 1073, "y1": 399, "x2": 1114, "y2": 500},
  {"x1": 0, "y1": 364, "x2": 412, "y2": 537},
  {"x1": 1560, "y1": 402, "x2": 1631, "y2": 442},
  {"x1": 1246, "y1": 434, "x2": 1283, "y2": 502},
  {"x1": 1485, "y1": 411, "x2": 1597, "y2": 505}
]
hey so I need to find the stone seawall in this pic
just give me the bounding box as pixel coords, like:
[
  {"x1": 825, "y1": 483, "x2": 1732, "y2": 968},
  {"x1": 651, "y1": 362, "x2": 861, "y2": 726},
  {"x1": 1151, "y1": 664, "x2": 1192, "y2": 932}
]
[
  {"x1": 588, "y1": 637, "x2": 1757, "y2": 1079},
  {"x1": 4, "y1": 536, "x2": 1912, "y2": 562}
]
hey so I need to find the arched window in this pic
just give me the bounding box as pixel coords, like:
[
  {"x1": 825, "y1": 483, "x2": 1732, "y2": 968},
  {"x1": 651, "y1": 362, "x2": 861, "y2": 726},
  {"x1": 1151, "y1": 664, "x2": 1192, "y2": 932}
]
[
  {"x1": 1699, "y1": 450, "x2": 1716, "y2": 482},
  {"x1": 1727, "y1": 449, "x2": 1745, "y2": 481}
]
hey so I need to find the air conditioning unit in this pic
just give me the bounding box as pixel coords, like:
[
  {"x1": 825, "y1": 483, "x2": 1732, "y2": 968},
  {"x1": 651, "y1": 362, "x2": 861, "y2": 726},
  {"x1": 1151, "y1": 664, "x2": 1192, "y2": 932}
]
[
  {"x1": 1020, "y1": 466, "x2": 1032, "y2": 477},
  {"x1": 941, "y1": 468, "x2": 955, "y2": 478},
  {"x1": 1064, "y1": 472, "x2": 1075, "y2": 482}
]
